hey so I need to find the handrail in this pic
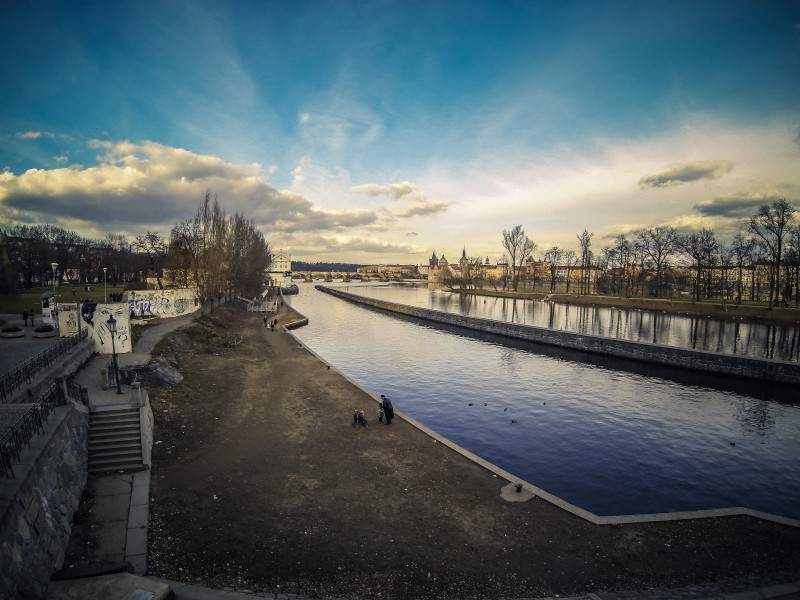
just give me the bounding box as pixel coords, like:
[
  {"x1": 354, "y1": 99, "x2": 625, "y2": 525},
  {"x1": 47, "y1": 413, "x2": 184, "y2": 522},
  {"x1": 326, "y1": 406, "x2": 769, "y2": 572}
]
[
  {"x1": 106, "y1": 360, "x2": 139, "y2": 388},
  {"x1": 0, "y1": 330, "x2": 88, "y2": 403},
  {"x1": 0, "y1": 382, "x2": 67, "y2": 479}
]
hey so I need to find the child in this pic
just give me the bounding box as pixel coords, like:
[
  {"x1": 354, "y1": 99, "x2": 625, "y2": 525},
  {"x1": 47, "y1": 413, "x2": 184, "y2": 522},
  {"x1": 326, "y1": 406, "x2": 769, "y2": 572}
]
[{"x1": 353, "y1": 409, "x2": 368, "y2": 427}]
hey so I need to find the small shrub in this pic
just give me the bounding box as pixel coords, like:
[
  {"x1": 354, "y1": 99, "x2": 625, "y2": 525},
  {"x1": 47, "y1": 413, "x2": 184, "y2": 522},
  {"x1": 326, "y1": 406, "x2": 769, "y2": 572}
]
[
  {"x1": 34, "y1": 324, "x2": 55, "y2": 333},
  {"x1": 2, "y1": 325, "x2": 22, "y2": 333}
]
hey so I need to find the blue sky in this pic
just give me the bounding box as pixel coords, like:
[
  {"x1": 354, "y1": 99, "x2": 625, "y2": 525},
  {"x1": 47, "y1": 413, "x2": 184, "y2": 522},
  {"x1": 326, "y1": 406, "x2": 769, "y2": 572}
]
[{"x1": 1, "y1": 1, "x2": 799, "y2": 264}]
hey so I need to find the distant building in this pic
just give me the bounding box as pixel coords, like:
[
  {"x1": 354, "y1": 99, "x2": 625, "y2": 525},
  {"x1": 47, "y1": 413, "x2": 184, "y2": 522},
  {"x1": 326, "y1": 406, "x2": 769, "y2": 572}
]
[{"x1": 270, "y1": 249, "x2": 291, "y2": 274}]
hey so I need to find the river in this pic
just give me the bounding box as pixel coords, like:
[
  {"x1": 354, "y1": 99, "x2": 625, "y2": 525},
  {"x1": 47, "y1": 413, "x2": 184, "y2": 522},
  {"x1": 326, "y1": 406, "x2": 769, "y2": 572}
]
[{"x1": 286, "y1": 282, "x2": 800, "y2": 521}]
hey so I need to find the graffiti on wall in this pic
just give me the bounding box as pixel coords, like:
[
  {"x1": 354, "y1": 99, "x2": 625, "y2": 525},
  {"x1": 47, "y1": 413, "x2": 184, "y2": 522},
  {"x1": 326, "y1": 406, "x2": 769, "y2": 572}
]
[
  {"x1": 56, "y1": 303, "x2": 80, "y2": 336},
  {"x1": 127, "y1": 288, "x2": 201, "y2": 318},
  {"x1": 61, "y1": 302, "x2": 131, "y2": 354},
  {"x1": 53, "y1": 288, "x2": 199, "y2": 354}
]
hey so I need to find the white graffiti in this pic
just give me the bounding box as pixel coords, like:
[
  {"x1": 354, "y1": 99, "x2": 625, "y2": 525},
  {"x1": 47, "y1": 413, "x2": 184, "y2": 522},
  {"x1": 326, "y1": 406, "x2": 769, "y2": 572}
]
[{"x1": 128, "y1": 288, "x2": 200, "y2": 318}]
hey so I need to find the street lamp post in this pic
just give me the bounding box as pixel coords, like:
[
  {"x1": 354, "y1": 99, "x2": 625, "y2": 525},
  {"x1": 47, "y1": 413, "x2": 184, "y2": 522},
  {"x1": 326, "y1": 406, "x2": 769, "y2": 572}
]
[
  {"x1": 103, "y1": 267, "x2": 107, "y2": 302},
  {"x1": 50, "y1": 262, "x2": 58, "y2": 296},
  {"x1": 50, "y1": 262, "x2": 58, "y2": 328},
  {"x1": 107, "y1": 315, "x2": 123, "y2": 394}
]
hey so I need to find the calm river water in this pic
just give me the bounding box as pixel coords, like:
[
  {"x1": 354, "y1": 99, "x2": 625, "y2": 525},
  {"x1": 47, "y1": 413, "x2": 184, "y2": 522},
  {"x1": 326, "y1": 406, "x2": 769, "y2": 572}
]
[
  {"x1": 346, "y1": 283, "x2": 800, "y2": 362},
  {"x1": 286, "y1": 282, "x2": 800, "y2": 521}
]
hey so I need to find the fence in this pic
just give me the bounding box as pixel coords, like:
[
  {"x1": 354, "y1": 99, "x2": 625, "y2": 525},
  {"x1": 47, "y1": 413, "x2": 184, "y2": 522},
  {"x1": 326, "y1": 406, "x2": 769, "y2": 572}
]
[
  {"x1": 105, "y1": 360, "x2": 139, "y2": 389},
  {"x1": 0, "y1": 330, "x2": 87, "y2": 403},
  {"x1": 0, "y1": 382, "x2": 67, "y2": 479}
]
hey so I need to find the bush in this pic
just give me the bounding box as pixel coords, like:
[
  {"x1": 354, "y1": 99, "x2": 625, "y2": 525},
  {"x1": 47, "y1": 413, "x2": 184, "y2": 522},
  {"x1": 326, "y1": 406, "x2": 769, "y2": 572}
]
[
  {"x1": 1, "y1": 325, "x2": 22, "y2": 333},
  {"x1": 34, "y1": 324, "x2": 55, "y2": 333}
]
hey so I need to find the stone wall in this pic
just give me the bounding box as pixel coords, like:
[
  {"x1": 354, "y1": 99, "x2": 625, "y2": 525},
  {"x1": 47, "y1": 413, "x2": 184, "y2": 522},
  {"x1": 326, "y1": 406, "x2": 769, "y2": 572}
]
[
  {"x1": 0, "y1": 401, "x2": 89, "y2": 600},
  {"x1": 317, "y1": 286, "x2": 800, "y2": 385}
]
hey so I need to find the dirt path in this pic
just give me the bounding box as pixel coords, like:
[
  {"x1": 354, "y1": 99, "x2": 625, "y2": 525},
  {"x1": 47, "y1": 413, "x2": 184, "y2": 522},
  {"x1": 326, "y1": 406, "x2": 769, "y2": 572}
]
[{"x1": 145, "y1": 304, "x2": 800, "y2": 600}]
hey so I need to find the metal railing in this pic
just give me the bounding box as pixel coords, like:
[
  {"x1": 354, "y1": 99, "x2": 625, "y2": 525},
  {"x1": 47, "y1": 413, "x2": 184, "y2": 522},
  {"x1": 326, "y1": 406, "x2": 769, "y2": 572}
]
[
  {"x1": 67, "y1": 378, "x2": 83, "y2": 403},
  {"x1": 0, "y1": 330, "x2": 88, "y2": 403},
  {"x1": 0, "y1": 382, "x2": 67, "y2": 479},
  {"x1": 106, "y1": 360, "x2": 139, "y2": 389}
]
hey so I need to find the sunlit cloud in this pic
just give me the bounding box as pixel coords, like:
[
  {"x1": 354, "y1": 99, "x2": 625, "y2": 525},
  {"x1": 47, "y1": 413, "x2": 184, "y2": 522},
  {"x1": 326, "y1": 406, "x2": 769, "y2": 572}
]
[
  {"x1": 351, "y1": 181, "x2": 415, "y2": 199},
  {"x1": 351, "y1": 180, "x2": 449, "y2": 222},
  {"x1": 0, "y1": 140, "x2": 379, "y2": 240}
]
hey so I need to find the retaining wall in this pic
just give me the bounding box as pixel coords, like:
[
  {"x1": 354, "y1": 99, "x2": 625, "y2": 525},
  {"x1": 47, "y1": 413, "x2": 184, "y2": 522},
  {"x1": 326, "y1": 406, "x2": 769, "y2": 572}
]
[
  {"x1": 0, "y1": 401, "x2": 89, "y2": 600},
  {"x1": 317, "y1": 286, "x2": 800, "y2": 385}
]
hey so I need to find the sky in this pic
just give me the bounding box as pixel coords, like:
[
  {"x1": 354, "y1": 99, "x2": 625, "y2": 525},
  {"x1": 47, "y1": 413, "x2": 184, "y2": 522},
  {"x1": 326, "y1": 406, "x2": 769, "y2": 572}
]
[{"x1": 1, "y1": 1, "x2": 799, "y2": 265}]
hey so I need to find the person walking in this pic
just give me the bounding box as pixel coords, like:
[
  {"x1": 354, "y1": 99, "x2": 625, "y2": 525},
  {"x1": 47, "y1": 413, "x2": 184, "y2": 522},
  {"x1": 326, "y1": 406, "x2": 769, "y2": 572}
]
[
  {"x1": 380, "y1": 395, "x2": 394, "y2": 425},
  {"x1": 22, "y1": 310, "x2": 28, "y2": 327}
]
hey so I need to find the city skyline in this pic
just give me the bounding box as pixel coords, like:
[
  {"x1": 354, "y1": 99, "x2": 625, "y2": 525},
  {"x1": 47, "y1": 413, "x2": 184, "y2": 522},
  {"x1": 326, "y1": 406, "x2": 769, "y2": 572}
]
[{"x1": 1, "y1": 1, "x2": 799, "y2": 264}]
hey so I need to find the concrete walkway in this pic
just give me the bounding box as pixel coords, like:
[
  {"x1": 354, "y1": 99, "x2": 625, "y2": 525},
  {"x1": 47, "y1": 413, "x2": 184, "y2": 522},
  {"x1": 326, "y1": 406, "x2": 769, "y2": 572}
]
[{"x1": 66, "y1": 311, "x2": 199, "y2": 575}]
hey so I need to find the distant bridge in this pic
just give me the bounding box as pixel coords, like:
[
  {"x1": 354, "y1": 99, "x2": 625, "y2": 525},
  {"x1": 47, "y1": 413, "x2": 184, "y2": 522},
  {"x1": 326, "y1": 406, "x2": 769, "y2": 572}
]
[{"x1": 287, "y1": 271, "x2": 406, "y2": 282}]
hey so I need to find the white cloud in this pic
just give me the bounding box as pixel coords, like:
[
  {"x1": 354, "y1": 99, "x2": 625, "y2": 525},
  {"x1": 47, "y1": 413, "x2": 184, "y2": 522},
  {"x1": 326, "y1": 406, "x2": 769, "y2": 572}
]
[
  {"x1": 15, "y1": 131, "x2": 53, "y2": 140},
  {"x1": 351, "y1": 181, "x2": 415, "y2": 199}
]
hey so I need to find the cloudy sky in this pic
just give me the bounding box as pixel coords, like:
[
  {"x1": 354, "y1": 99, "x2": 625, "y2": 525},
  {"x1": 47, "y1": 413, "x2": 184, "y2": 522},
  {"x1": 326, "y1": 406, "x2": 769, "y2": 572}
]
[{"x1": 1, "y1": 1, "x2": 799, "y2": 264}]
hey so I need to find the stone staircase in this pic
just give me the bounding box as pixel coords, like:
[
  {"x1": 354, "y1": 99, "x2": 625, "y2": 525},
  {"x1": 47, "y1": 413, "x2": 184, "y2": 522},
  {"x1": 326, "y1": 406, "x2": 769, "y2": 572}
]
[{"x1": 88, "y1": 407, "x2": 144, "y2": 473}]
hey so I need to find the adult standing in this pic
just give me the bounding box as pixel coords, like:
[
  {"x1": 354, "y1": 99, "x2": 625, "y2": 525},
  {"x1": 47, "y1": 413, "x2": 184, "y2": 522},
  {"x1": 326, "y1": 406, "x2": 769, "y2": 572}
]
[
  {"x1": 22, "y1": 310, "x2": 28, "y2": 327},
  {"x1": 380, "y1": 395, "x2": 394, "y2": 425}
]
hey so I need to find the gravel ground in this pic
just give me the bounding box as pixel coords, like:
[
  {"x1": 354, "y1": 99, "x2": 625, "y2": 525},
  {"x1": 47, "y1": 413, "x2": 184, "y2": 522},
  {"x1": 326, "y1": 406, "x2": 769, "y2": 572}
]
[{"x1": 76, "y1": 304, "x2": 800, "y2": 599}]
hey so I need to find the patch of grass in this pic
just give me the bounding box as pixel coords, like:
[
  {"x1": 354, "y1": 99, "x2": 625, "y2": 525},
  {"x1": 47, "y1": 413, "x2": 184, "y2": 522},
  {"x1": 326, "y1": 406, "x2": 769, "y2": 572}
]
[{"x1": 0, "y1": 285, "x2": 125, "y2": 314}]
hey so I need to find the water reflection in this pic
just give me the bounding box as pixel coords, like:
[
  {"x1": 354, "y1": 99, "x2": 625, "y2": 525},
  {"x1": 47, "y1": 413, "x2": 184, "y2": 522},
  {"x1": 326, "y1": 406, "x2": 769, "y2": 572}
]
[
  {"x1": 347, "y1": 284, "x2": 800, "y2": 362},
  {"x1": 287, "y1": 285, "x2": 800, "y2": 520}
]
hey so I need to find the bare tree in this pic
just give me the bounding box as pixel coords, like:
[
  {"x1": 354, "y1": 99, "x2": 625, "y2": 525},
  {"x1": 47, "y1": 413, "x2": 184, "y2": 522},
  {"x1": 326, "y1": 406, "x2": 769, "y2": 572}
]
[
  {"x1": 636, "y1": 226, "x2": 679, "y2": 297},
  {"x1": 747, "y1": 198, "x2": 796, "y2": 308},
  {"x1": 678, "y1": 228, "x2": 718, "y2": 302},
  {"x1": 502, "y1": 225, "x2": 537, "y2": 291},
  {"x1": 165, "y1": 220, "x2": 196, "y2": 288},
  {"x1": 576, "y1": 229, "x2": 594, "y2": 294},
  {"x1": 563, "y1": 249, "x2": 577, "y2": 293},
  {"x1": 542, "y1": 246, "x2": 564, "y2": 292},
  {"x1": 787, "y1": 225, "x2": 800, "y2": 308},
  {"x1": 610, "y1": 234, "x2": 634, "y2": 297},
  {"x1": 728, "y1": 233, "x2": 756, "y2": 304},
  {"x1": 132, "y1": 231, "x2": 167, "y2": 284}
]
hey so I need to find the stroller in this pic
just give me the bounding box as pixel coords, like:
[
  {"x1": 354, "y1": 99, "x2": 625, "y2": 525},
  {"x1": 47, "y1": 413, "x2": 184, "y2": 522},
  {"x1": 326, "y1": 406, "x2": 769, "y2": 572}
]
[{"x1": 352, "y1": 409, "x2": 368, "y2": 427}]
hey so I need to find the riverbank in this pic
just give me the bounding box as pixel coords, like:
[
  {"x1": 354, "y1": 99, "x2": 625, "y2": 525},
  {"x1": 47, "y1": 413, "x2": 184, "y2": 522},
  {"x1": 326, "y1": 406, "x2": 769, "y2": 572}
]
[
  {"x1": 448, "y1": 288, "x2": 800, "y2": 326},
  {"x1": 140, "y1": 303, "x2": 800, "y2": 600}
]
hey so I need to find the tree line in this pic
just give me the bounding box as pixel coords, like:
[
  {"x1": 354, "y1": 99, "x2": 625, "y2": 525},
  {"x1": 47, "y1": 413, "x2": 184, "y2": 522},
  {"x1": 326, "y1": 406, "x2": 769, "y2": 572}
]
[
  {"x1": 457, "y1": 199, "x2": 799, "y2": 308},
  {"x1": 0, "y1": 191, "x2": 272, "y2": 300}
]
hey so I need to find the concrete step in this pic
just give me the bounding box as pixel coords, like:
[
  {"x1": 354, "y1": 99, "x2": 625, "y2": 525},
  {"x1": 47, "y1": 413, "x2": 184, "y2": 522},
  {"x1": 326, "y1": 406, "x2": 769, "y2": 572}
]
[
  {"x1": 89, "y1": 423, "x2": 141, "y2": 435},
  {"x1": 90, "y1": 444, "x2": 142, "y2": 459},
  {"x1": 91, "y1": 407, "x2": 139, "y2": 417},
  {"x1": 87, "y1": 406, "x2": 144, "y2": 474},
  {"x1": 89, "y1": 435, "x2": 142, "y2": 449},
  {"x1": 90, "y1": 411, "x2": 139, "y2": 421},
  {"x1": 88, "y1": 462, "x2": 146, "y2": 474},
  {"x1": 90, "y1": 414, "x2": 140, "y2": 426},
  {"x1": 89, "y1": 450, "x2": 142, "y2": 465},
  {"x1": 89, "y1": 450, "x2": 143, "y2": 466}
]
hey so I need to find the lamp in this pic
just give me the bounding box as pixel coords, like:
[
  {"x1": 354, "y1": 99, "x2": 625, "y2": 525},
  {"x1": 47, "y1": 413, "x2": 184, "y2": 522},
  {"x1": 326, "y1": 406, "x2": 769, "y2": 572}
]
[
  {"x1": 107, "y1": 314, "x2": 123, "y2": 394},
  {"x1": 103, "y1": 267, "x2": 108, "y2": 302}
]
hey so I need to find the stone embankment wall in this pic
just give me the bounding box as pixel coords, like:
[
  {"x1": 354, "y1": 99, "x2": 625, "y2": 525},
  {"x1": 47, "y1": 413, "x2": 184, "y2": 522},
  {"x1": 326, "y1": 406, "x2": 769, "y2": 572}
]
[
  {"x1": 0, "y1": 401, "x2": 88, "y2": 600},
  {"x1": 317, "y1": 286, "x2": 800, "y2": 385}
]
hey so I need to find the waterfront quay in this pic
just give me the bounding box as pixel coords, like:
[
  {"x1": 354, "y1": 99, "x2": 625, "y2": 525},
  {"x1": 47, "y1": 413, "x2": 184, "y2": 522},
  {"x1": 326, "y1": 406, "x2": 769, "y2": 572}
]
[{"x1": 3, "y1": 303, "x2": 800, "y2": 599}]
